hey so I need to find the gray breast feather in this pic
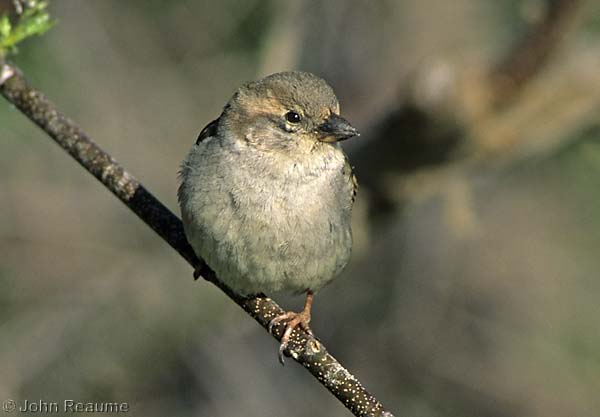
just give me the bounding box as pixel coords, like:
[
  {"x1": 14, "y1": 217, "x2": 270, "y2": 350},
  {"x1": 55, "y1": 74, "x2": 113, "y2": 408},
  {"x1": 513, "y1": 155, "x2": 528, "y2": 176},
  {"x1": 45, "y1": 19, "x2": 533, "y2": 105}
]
[{"x1": 179, "y1": 136, "x2": 354, "y2": 295}]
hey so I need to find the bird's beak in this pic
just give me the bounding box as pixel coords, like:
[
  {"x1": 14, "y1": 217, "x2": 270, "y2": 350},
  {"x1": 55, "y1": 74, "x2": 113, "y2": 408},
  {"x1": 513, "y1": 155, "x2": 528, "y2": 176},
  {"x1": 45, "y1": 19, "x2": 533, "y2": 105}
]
[{"x1": 317, "y1": 114, "x2": 360, "y2": 143}]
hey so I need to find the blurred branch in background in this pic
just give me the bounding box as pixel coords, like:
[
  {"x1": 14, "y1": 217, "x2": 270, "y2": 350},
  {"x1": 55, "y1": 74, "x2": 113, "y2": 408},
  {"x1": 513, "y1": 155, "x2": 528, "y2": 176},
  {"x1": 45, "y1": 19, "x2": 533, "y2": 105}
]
[
  {"x1": 489, "y1": 0, "x2": 581, "y2": 106},
  {"x1": 352, "y1": 0, "x2": 587, "y2": 227},
  {"x1": 0, "y1": 60, "x2": 395, "y2": 417}
]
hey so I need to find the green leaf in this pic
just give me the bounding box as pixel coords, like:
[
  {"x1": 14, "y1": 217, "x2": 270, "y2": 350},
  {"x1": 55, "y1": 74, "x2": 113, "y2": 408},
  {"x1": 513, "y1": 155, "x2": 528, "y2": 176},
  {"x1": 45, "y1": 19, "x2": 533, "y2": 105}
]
[
  {"x1": 0, "y1": 15, "x2": 11, "y2": 39},
  {"x1": 0, "y1": 0, "x2": 55, "y2": 58}
]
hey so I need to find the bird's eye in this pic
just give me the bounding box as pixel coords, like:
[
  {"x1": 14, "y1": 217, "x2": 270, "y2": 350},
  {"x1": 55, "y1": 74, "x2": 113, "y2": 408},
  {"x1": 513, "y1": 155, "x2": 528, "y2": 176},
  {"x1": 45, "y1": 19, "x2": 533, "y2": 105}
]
[{"x1": 285, "y1": 111, "x2": 301, "y2": 124}]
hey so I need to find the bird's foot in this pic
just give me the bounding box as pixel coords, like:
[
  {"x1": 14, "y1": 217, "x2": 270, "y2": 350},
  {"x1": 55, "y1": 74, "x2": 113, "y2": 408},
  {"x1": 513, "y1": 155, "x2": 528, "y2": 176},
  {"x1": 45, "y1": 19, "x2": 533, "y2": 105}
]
[
  {"x1": 268, "y1": 309, "x2": 313, "y2": 365},
  {"x1": 193, "y1": 267, "x2": 202, "y2": 280},
  {"x1": 193, "y1": 261, "x2": 211, "y2": 280}
]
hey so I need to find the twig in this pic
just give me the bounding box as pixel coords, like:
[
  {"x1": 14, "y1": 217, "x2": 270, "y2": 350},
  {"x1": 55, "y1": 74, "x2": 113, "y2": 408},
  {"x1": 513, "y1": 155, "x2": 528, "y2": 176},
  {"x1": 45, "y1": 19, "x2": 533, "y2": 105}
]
[
  {"x1": 0, "y1": 60, "x2": 395, "y2": 417},
  {"x1": 489, "y1": 0, "x2": 581, "y2": 105}
]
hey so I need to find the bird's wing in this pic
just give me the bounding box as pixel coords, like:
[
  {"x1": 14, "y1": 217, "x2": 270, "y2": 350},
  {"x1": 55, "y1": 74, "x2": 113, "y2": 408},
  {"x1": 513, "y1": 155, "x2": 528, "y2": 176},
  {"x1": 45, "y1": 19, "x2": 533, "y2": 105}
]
[
  {"x1": 196, "y1": 117, "x2": 220, "y2": 145},
  {"x1": 343, "y1": 154, "x2": 358, "y2": 203},
  {"x1": 350, "y1": 168, "x2": 358, "y2": 203}
]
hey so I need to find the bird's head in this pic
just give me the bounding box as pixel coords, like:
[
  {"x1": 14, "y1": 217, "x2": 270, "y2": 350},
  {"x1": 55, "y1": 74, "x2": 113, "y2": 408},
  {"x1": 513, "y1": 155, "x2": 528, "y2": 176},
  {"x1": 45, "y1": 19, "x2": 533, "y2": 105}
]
[{"x1": 219, "y1": 71, "x2": 359, "y2": 155}]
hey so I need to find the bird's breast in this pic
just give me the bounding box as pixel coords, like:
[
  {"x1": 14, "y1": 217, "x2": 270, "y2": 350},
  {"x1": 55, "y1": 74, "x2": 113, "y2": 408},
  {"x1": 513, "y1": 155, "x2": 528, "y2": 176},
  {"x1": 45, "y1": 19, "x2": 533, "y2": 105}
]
[{"x1": 180, "y1": 141, "x2": 353, "y2": 294}]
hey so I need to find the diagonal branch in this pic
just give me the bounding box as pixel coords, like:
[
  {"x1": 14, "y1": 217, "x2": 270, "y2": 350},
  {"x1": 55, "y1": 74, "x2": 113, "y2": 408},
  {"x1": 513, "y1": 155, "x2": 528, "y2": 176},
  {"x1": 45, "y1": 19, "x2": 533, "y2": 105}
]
[
  {"x1": 0, "y1": 61, "x2": 395, "y2": 417},
  {"x1": 489, "y1": 0, "x2": 581, "y2": 105}
]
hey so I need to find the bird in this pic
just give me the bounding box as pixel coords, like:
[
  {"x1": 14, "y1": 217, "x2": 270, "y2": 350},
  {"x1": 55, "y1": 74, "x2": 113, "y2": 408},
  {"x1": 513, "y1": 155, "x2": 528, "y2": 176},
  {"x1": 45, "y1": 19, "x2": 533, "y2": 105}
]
[{"x1": 178, "y1": 71, "x2": 359, "y2": 363}]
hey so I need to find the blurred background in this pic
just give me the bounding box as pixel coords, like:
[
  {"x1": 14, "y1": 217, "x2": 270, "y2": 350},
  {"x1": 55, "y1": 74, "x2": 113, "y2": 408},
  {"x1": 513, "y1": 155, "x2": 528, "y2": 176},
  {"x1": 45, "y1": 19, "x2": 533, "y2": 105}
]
[{"x1": 1, "y1": 1, "x2": 600, "y2": 416}]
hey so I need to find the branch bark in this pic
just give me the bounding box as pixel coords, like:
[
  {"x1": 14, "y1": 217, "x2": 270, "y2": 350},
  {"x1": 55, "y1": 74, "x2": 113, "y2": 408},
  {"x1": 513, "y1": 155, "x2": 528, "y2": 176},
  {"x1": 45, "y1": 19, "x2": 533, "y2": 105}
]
[{"x1": 0, "y1": 61, "x2": 395, "y2": 417}]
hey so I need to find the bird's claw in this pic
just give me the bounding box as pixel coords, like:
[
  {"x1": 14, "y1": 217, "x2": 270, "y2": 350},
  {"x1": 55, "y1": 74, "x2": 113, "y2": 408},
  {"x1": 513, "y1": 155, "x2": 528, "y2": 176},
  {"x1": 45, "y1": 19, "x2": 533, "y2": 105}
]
[
  {"x1": 278, "y1": 340, "x2": 287, "y2": 365},
  {"x1": 193, "y1": 262, "x2": 210, "y2": 280},
  {"x1": 193, "y1": 268, "x2": 202, "y2": 280},
  {"x1": 268, "y1": 310, "x2": 312, "y2": 365},
  {"x1": 268, "y1": 311, "x2": 295, "y2": 335}
]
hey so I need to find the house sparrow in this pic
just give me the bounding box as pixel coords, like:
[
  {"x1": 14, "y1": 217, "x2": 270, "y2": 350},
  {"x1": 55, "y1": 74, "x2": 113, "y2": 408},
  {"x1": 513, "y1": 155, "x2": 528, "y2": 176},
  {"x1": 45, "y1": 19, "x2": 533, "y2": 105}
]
[{"x1": 178, "y1": 71, "x2": 359, "y2": 363}]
